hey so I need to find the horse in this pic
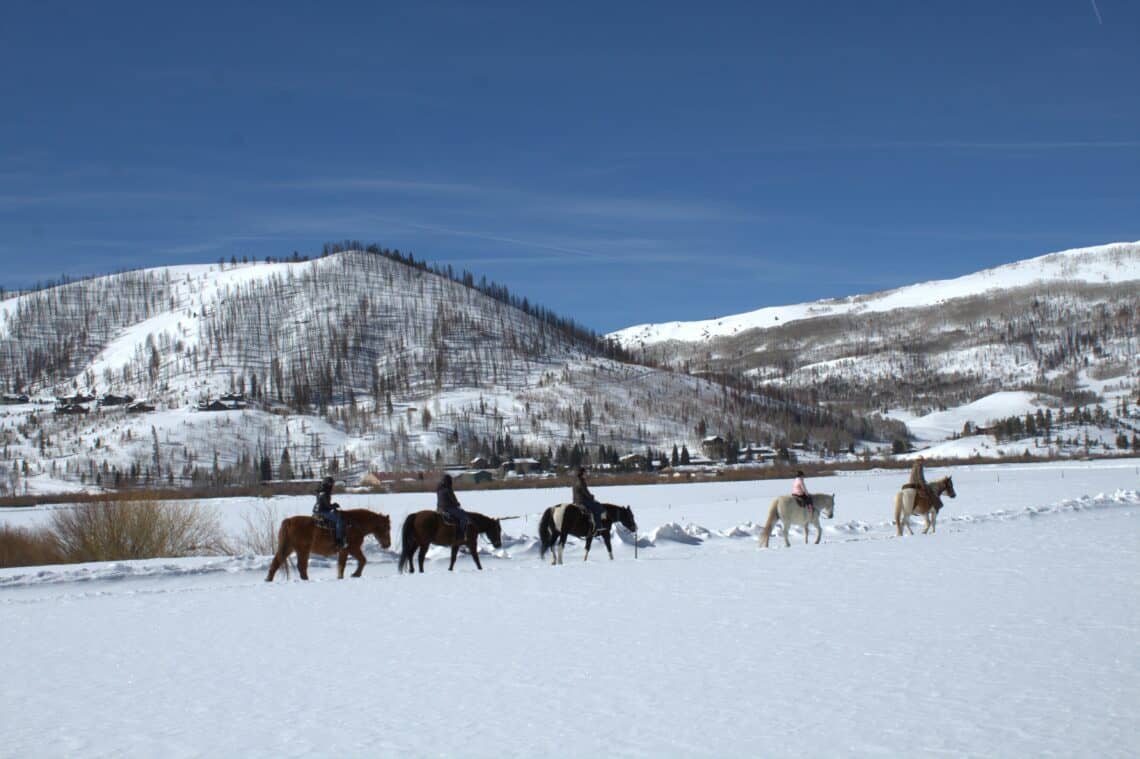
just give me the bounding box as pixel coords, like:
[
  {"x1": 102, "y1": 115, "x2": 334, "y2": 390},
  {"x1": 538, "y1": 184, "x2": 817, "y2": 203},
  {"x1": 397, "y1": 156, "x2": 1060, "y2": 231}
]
[
  {"x1": 265, "y1": 508, "x2": 392, "y2": 581},
  {"x1": 759, "y1": 493, "x2": 835, "y2": 548},
  {"x1": 894, "y1": 475, "x2": 957, "y2": 536},
  {"x1": 539, "y1": 502, "x2": 638, "y2": 565},
  {"x1": 397, "y1": 510, "x2": 504, "y2": 573}
]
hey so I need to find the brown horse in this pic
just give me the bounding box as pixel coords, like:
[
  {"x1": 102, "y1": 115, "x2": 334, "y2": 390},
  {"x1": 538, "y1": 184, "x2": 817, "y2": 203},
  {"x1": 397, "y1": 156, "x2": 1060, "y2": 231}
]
[
  {"x1": 539, "y1": 502, "x2": 638, "y2": 564},
  {"x1": 894, "y1": 476, "x2": 957, "y2": 536},
  {"x1": 397, "y1": 510, "x2": 504, "y2": 573},
  {"x1": 265, "y1": 508, "x2": 392, "y2": 581}
]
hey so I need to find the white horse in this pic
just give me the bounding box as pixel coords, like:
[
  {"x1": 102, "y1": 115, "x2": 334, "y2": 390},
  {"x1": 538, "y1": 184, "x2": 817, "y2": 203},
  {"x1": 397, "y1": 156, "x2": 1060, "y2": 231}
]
[
  {"x1": 759, "y1": 494, "x2": 835, "y2": 548},
  {"x1": 894, "y1": 475, "x2": 956, "y2": 536}
]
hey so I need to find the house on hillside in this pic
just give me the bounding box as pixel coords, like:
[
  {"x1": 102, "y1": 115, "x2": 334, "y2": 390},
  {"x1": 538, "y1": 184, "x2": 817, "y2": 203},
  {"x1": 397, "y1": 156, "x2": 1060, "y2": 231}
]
[
  {"x1": 197, "y1": 397, "x2": 246, "y2": 411},
  {"x1": 98, "y1": 393, "x2": 134, "y2": 407},
  {"x1": 56, "y1": 393, "x2": 94, "y2": 405},
  {"x1": 469, "y1": 456, "x2": 490, "y2": 469},
  {"x1": 618, "y1": 453, "x2": 647, "y2": 470},
  {"x1": 701, "y1": 436, "x2": 727, "y2": 460},
  {"x1": 126, "y1": 401, "x2": 155, "y2": 414},
  {"x1": 740, "y1": 444, "x2": 775, "y2": 462},
  {"x1": 1, "y1": 393, "x2": 29, "y2": 404},
  {"x1": 499, "y1": 457, "x2": 542, "y2": 476},
  {"x1": 457, "y1": 470, "x2": 493, "y2": 485},
  {"x1": 54, "y1": 403, "x2": 88, "y2": 416}
]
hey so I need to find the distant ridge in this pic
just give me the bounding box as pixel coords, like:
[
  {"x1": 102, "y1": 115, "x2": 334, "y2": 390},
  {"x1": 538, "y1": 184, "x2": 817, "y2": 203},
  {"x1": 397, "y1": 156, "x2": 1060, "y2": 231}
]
[{"x1": 610, "y1": 241, "x2": 1140, "y2": 347}]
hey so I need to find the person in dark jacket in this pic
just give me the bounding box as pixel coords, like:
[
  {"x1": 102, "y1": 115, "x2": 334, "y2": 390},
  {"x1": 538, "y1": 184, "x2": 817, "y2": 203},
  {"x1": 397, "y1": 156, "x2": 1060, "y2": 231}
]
[
  {"x1": 572, "y1": 466, "x2": 605, "y2": 532},
  {"x1": 313, "y1": 476, "x2": 346, "y2": 549},
  {"x1": 436, "y1": 474, "x2": 469, "y2": 543}
]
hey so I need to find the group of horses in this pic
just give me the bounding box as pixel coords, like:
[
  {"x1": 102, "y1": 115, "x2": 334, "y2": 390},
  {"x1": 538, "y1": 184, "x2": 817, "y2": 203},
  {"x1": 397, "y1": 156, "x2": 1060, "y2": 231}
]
[
  {"x1": 758, "y1": 474, "x2": 957, "y2": 546},
  {"x1": 264, "y1": 475, "x2": 957, "y2": 581},
  {"x1": 265, "y1": 501, "x2": 638, "y2": 581}
]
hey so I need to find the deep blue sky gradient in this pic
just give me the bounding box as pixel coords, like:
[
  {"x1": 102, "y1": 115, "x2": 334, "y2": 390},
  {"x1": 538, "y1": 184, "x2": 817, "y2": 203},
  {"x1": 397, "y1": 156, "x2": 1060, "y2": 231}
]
[{"x1": 2, "y1": 0, "x2": 1137, "y2": 331}]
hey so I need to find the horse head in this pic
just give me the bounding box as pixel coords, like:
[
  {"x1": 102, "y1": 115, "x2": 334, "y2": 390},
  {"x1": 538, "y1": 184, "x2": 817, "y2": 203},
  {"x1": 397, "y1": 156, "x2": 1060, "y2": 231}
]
[
  {"x1": 373, "y1": 512, "x2": 393, "y2": 549},
  {"x1": 610, "y1": 504, "x2": 637, "y2": 532},
  {"x1": 819, "y1": 494, "x2": 835, "y2": 519},
  {"x1": 486, "y1": 518, "x2": 503, "y2": 549},
  {"x1": 939, "y1": 476, "x2": 957, "y2": 500}
]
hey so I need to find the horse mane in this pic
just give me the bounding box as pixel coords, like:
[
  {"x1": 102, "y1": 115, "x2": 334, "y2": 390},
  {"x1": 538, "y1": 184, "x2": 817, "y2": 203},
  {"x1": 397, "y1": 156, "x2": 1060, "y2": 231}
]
[{"x1": 466, "y1": 510, "x2": 495, "y2": 527}]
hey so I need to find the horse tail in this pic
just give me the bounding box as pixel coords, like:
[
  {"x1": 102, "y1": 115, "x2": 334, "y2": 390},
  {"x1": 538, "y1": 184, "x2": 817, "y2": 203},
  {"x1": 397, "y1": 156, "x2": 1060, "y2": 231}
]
[
  {"x1": 539, "y1": 508, "x2": 555, "y2": 559},
  {"x1": 269, "y1": 521, "x2": 292, "y2": 580},
  {"x1": 760, "y1": 499, "x2": 780, "y2": 545},
  {"x1": 398, "y1": 513, "x2": 417, "y2": 574}
]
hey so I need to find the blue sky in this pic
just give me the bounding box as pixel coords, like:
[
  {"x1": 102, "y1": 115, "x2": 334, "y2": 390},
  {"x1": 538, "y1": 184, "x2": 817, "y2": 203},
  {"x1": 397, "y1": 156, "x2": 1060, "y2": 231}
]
[{"x1": 2, "y1": 0, "x2": 1137, "y2": 332}]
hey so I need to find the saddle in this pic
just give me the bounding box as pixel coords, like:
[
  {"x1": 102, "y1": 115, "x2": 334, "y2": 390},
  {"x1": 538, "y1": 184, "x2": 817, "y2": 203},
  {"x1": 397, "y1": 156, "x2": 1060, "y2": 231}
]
[
  {"x1": 901, "y1": 484, "x2": 940, "y2": 511},
  {"x1": 312, "y1": 507, "x2": 345, "y2": 531}
]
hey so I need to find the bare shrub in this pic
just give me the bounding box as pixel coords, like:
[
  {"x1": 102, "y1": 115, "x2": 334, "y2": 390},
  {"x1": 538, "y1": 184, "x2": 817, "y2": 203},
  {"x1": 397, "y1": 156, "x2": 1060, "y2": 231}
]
[
  {"x1": 233, "y1": 502, "x2": 283, "y2": 556},
  {"x1": 0, "y1": 524, "x2": 63, "y2": 568},
  {"x1": 49, "y1": 500, "x2": 230, "y2": 562}
]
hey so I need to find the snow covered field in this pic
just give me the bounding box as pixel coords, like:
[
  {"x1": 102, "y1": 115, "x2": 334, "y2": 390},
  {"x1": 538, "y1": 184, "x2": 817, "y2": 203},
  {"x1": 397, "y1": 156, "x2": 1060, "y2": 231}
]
[{"x1": 2, "y1": 460, "x2": 1138, "y2": 758}]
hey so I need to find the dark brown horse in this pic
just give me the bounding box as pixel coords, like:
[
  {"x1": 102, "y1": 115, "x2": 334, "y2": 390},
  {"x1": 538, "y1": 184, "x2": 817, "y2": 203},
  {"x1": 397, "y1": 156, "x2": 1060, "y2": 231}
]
[
  {"x1": 397, "y1": 510, "x2": 504, "y2": 573},
  {"x1": 539, "y1": 502, "x2": 637, "y2": 564},
  {"x1": 265, "y1": 508, "x2": 392, "y2": 581}
]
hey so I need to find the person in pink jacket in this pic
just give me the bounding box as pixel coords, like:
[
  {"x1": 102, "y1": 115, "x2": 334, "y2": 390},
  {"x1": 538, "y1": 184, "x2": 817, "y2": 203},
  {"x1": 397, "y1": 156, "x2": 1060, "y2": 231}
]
[{"x1": 791, "y1": 469, "x2": 814, "y2": 512}]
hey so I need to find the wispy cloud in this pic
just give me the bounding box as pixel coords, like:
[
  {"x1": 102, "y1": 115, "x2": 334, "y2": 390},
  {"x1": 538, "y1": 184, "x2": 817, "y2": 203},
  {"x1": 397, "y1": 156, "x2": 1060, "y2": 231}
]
[
  {"x1": 0, "y1": 190, "x2": 189, "y2": 210},
  {"x1": 263, "y1": 177, "x2": 486, "y2": 195}
]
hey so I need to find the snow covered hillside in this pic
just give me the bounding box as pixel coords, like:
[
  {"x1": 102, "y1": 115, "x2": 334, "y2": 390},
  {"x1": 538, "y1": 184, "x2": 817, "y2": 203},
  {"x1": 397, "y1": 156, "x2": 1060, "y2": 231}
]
[
  {"x1": 5, "y1": 248, "x2": 882, "y2": 492},
  {"x1": 2, "y1": 461, "x2": 1137, "y2": 757},
  {"x1": 611, "y1": 241, "x2": 1140, "y2": 346},
  {"x1": 609, "y1": 241, "x2": 1140, "y2": 447}
]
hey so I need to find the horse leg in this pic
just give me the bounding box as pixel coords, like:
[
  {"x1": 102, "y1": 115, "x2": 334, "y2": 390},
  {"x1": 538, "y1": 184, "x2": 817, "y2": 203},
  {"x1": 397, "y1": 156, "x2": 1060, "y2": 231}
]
[
  {"x1": 297, "y1": 548, "x2": 310, "y2": 581},
  {"x1": 337, "y1": 549, "x2": 348, "y2": 579},
  {"x1": 417, "y1": 543, "x2": 428, "y2": 573},
  {"x1": 603, "y1": 532, "x2": 614, "y2": 560},
  {"x1": 814, "y1": 516, "x2": 822, "y2": 544},
  {"x1": 469, "y1": 537, "x2": 483, "y2": 570},
  {"x1": 349, "y1": 545, "x2": 366, "y2": 577},
  {"x1": 783, "y1": 520, "x2": 791, "y2": 548},
  {"x1": 583, "y1": 534, "x2": 593, "y2": 562},
  {"x1": 449, "y1": 544, "x2": 460, "y2": 571},
  {"x1": 557, "y1": 533, "x2": 568, "y2": 565},
  {"x1": 804, "y1": 518, "x2": 810, "y2": 544}
]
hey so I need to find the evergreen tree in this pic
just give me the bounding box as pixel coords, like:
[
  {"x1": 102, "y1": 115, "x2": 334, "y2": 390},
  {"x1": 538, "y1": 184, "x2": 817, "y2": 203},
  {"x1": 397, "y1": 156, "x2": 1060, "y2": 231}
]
[{"x1": 279, "y1": 448, "x2": 294, "y2": 481}]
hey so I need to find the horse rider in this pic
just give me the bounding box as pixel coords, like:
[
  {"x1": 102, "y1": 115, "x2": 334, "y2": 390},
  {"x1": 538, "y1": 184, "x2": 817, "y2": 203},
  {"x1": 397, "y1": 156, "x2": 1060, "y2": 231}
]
[
  {"x1": 313, "y1": 475, "x2": 347, "y2": 549},
  {"x1": 436, "y1": 474, "x2": 469, "y2": 543},
  {"x1": 905, "y1": 455, "x2": 936, "y2": 510},
  {"x1": 572, "y1": 466, "x2": 605, "y2": 533},
  {"x1": 791, "y1": 469, "x2": 814, "y2": 513}
]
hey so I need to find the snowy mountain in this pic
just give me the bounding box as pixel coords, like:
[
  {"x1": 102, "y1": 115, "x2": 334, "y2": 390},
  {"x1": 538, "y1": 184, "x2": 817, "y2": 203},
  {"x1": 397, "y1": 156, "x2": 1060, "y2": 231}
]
[
  {"x1": 0, "y1": 247, "x2": 894, "y2": 494},
  {"x1": 610, "y1": 241, "x2": 1140, "y2": 425},
  {"x1": 612, "y1": 241, "x2": 1140, "y2": 346}
]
